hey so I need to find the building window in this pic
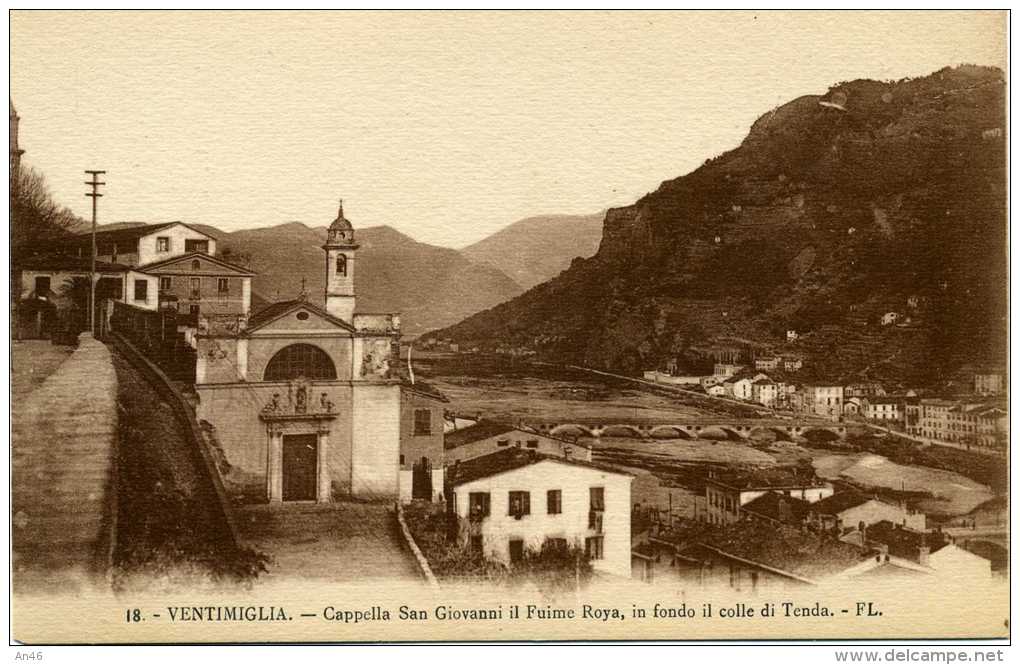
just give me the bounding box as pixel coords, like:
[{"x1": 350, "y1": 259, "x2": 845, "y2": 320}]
[
  {"x1": 34, "y1": 275, "x2": 51, "y2": 294},
  {"x1": 189, "y1": 304, "x2": 200, "y2": 317},
  {"x1": 159, "y1": 276, "x2": 172, "y2": 292},
  {"x1": 509, "y1": 539, "x2": 524, "y2": 564},
  {"x1": 547, "y1": 489, "x2": 562, "y2": 514},
  {"x1": 217, "y1": 277, "x2": 229, "y2": 294},
  {"x1": 134, "y1": 280, "x2": 148, "y2": 302},
  {"x1": 496, "y1": 439, "x2": 509, "y2": 447},
  {"x1": 191, "y1": 259, "x2": 201, "y2": 271},
  {"x1": 585, "y1": 536, "x2": 604, "y2": 560},
  {"x1": 185, "y1": 239, "x2": 209, "y2": 254},
  {"x1": 545, "y1": 537, "x2": 568, "y2": 552},
  {"x1": 414, "y1": 409, "x2": 432, "y2": 436},
  {"x1": 399, "y1": 454, "x2": 404, "y2": 466},
  {"x1": 508, "y1": 491, "x2": 530, "y2": 518},
  {"x1": 526, "y1": 439, "x2": 539, "y2": 449},
  {"x1": 111, "y1": 244, "x2": 118, "y2": 263},
  {"x1": 336, "y1": 254, "x2": 347, "y2": 277},
  {"x1": 469, "y1": 492, "x2": 490, "y2": 518},
  {"x1": 189, "y1": 277, "x2": 201, "y2": 299},
  {"x1": 156, "y1": 237, "x2": 170, "y2": 253},
  {"x1": 263, "y1": 344, "x2": 338, "y2": 381},
  {"x1": 589, "y1": 487, "x2": 605, "y2": 531}
]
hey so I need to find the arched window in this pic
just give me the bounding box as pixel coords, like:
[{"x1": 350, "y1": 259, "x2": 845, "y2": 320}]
[
  {"x1": 191, "y1": 259, "x2": 201, "y2": 270},
  {"x1": 264, "y1": 344, "x2": 337, "y2": 381},
  {"x1": 336, "y1": 254, "x2": 347, "y2": 277}
]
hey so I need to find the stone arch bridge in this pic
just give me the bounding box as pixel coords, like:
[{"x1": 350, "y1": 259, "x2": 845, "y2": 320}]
[{"x1": 523, "y1": 418, "x2": 847, "y2": 442}]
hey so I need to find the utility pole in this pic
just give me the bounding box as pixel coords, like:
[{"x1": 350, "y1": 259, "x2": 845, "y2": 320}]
[{"x1": 85, "y1": 170, "x2": 106, "y2": 335}]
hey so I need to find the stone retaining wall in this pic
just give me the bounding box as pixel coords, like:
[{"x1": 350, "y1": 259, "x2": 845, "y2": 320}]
[
  {"x1": 12, "y1": 333, "x2": 118, "y2": 592},
  {"x1": 395, "y1": 503, "x2": 440, "y2": 589}
]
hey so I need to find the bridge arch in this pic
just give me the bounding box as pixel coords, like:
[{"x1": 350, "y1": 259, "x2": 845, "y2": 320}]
[
  {"x1": 600, "y1": 424, "x2": 645, "y2": 438},
  {"x1": 649, "y1": 425, "x2": 694, "y2": 440},
  {"x1": 696, "y1": 425, "x2": 735, "y2": 441},
  {"x1": 800, "y1": 427, "x2": 840, "y2": 443},
  {"x1": 748, "y1": 426, "x2": 795, "y2": 442},
  {"x1": 549, "y1": 424, "x2": 594, "y2": 438}
]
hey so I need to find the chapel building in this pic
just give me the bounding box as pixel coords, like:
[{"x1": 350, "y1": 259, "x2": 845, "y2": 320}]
[{"x1": 194, "y1": 203, "x2": 405, "y2": 502}]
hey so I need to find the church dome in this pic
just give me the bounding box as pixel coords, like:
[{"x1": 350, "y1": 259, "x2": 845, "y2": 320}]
[{"x1": 326, "y1": 200, "x2": 355, "y2": 245}]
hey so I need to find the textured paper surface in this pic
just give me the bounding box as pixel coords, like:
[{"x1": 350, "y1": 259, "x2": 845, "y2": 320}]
[{"x1": 9, "y1": 10, "x2": 1009, "y2": 644}]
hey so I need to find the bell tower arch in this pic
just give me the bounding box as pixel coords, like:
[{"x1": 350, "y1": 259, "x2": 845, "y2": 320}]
[{"x1": 322, "y1": 199, "x2": 359, "y2": 322}]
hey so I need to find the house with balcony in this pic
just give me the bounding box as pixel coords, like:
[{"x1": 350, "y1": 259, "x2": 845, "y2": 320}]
[{"x1": 445, "y1": 448, "x2": 632, "y2": 577}]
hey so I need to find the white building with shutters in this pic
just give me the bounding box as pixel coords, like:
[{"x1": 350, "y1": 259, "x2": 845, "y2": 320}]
[{"x1": 446, "y1": 449, "x2": 633, "y2": 577}]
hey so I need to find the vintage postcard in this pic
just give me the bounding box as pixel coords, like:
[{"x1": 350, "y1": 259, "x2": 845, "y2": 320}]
[{"x1": 8, "y1": 10, "x2": 1010, "y2": 646}]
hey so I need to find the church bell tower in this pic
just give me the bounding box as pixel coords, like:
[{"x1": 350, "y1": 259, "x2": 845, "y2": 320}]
[{"x1": 323, "y1": 200, "x2": 359, "y2": 323}]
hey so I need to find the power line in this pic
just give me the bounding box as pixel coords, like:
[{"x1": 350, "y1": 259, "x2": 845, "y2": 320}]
[{"x1": 85, "y1": 170, "x2": 106, "y2": 335}]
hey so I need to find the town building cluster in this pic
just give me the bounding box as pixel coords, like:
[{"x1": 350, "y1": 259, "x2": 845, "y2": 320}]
[
  {"x1": 644, "y1": 358, "x2": 1007, "y2": 451},
  {"x1": 632, "y1": 466, "x2": 993, "y2": 588}
]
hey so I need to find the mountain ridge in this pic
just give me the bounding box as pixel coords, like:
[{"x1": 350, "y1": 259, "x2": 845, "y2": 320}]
[
  {"x1": 425, "y1": 65, "x2": 1007, "y2": 387},
  {"x1": 461, "y1": 212, "x2": 605, "y2": 289}
]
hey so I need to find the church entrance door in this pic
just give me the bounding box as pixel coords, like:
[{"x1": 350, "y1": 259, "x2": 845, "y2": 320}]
[{"x1": 282, "y1": 434, "x2": 317, "y2": 501}]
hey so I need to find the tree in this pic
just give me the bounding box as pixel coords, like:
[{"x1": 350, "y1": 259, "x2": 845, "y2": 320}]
[
  {"x1": 59, "y1": 276, "x2": 91, "y2": 310},
  {"x1": 57, "y1": 276, "x2": 91, "y2": 337},
  {"x1": 11, "y1": 166, "x2": 83, "y2": 248}
]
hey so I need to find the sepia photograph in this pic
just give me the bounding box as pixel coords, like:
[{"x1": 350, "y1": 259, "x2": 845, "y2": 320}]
[{"x1": 7, "y1": 8, "x2": 1011, "y2": 651}]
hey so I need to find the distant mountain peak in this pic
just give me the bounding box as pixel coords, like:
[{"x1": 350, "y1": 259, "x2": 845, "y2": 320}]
[{"x1": 462, "y1": 211, "x2": 606, "y2": 289}]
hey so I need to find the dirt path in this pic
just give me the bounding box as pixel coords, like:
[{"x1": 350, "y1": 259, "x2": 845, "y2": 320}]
[{"x1": 237, "y1": 503, "x2": 422, "y2": 588}]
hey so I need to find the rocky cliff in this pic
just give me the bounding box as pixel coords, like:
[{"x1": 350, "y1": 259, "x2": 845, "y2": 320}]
[{"x1": 427, "y1": 66, "x2": 1007, "y2": 386}]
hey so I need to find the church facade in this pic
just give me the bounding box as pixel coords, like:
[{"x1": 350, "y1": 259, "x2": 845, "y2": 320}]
[{"x1": 194, "y1": 204, "x2": 403, "y2": 502}]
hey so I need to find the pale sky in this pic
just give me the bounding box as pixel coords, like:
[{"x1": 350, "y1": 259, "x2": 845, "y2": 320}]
[{"x1": 10, "y1": 10, "x2": 1006, "y2": 248}]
